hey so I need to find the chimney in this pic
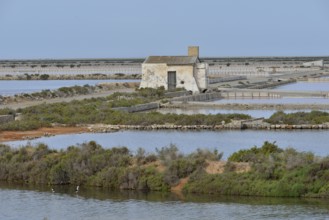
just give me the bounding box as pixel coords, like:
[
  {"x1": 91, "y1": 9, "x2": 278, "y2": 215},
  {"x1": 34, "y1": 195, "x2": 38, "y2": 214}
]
[{"x1": 188, "y1": 46, "x2": 199, "y2": 57}]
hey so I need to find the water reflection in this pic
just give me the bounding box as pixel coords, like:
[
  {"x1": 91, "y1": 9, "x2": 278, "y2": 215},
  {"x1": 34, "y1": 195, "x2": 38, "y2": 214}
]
[
  {"x1": 1, "y1": 181, "x2": 329, "y2": 220},
  {"x1": 1, "y1": 181, "x2": 329, "y2": 206}
]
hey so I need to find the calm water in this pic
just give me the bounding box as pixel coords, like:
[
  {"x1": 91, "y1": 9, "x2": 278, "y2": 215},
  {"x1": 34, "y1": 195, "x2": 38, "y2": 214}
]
[
  {"x1": 274, "y1": 81, "x2": 329, "y2": 91},
  {"x1": 213, "y1": 81, "x2": 329, "y2": 105},
  {"x1": 1, "y1": 182, "x2": 329, "y2": 220},
  {"x1": 156, "y1": 108, "x2": 327, "y2": 118},
  {"x1": 5, "y1": 130, "x2": 329, "y2": 159},
  {"x1": 215, "y1": 97, "x2": 329, "y2": 105},
  {"x1": 0, "y1": 79, "x2": 140, "y2": 96}
]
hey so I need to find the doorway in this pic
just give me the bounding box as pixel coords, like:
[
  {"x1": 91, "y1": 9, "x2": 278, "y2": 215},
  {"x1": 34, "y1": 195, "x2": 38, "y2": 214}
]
[{"x1": 167, "y1": 71, "x2": 176, "y2": 90}]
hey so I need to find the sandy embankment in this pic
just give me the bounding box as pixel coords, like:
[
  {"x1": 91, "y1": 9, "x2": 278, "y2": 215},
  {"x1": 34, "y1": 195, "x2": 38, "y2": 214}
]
[{"x1": 0, "y1": 126, "x2": 89, "y2": 142}]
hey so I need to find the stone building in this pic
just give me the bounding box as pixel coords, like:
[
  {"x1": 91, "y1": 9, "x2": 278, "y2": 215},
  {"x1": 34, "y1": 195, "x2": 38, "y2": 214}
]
[{"x1": 140, "y1": 46, "x2": 208, "y2": 93}]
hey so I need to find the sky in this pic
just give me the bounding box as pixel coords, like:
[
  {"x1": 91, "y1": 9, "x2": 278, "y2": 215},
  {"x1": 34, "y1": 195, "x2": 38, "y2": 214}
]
[{"x1": 0, "y1": 0, "x2": 328, "y2": 59}]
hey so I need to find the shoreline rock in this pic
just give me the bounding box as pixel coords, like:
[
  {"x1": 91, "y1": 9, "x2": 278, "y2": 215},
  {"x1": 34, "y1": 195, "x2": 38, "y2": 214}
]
[{"x1": 86, "y1": 122, "x2": 329, "y2": 132}]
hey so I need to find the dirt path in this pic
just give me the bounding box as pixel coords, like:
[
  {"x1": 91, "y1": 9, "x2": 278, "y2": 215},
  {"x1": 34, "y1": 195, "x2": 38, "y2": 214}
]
[
  {"x1": 0, "y1": 88, "x2": 134, "y2": 110},
  {"x1": 0, "y1": 126, "x2": 89, "y2": 142}
]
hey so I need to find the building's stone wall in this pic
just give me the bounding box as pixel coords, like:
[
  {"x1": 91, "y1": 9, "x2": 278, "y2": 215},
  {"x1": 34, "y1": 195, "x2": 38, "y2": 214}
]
[
  {"x1": 168, "y1": 65, "x2": 199, "y2": 92},
  {"x1": 140, "y1": 63, "x2": 167, "y2": 89},
  {"x1": 195, "y1": 63, "x2": 208, "y2": 91},
  {"x1": 140, "y1": 63, "x2": 202, "y2": 93}
]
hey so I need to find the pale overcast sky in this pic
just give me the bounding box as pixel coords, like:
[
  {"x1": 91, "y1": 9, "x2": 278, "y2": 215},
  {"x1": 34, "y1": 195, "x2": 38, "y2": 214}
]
[{"x1": 0, "y1": 0, "x2": 328, "y2": 59}]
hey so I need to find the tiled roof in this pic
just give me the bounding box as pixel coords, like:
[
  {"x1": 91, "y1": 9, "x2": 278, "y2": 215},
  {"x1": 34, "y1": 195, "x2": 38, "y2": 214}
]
[{"x1": 144, "y1": 56, "x2": 199, "y2": 65}]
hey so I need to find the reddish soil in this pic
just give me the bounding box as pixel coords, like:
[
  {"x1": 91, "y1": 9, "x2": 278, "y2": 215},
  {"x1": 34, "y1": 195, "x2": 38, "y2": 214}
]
[
  {"x1": 171, "y1": 161, "x2": 251, "y2": 193},
  {"x1": 0, "y1": 127, "x2": 89, "y2": 142},
  {"x1": 171, "y1": 177, "x2": 189, "y2": 192}
]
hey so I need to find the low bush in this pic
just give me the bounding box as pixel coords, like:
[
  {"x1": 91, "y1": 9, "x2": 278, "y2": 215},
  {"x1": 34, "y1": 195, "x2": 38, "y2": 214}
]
[
  {"x1": 266, "y1": 110, "x2": 329, "y2": 125},
  {"x1": 184, "y1": 142, "x2": 329, "y2": 197}
]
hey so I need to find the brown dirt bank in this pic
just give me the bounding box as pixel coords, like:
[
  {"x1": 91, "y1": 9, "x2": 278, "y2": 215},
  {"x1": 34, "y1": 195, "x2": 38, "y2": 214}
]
[
  {"x1": 171, "y1": 161, "x2": 250, "y2": 192},
  {"x1": 0, "y1": 126, "x2": 89, "y2": 142}
]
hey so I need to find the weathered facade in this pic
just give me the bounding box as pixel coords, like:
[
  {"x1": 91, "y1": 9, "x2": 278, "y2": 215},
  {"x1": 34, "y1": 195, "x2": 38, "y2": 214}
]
[{"x1": 140, "y1": 47, "x2": 208, "y2": 93}]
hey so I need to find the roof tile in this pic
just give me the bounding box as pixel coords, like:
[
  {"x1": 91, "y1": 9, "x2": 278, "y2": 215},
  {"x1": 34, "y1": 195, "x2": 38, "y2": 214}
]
[{"x1": 144, "y1": 56, "x2": 199, "y2": 65}]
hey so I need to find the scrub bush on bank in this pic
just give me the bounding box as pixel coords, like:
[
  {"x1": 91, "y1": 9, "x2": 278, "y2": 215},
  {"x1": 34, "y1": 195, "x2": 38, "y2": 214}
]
[{"x1": 0, "y1": 88, "x2": 251, "y2": 131}]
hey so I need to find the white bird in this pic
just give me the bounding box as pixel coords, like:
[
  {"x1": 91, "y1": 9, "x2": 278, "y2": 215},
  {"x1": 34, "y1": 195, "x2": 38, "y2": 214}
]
[
  {"x1": 75, "y1": 185, "x2": 79, "y2": 193},
  {"x1": 51, "y1": 188, "x2": 55, "y2": 193}
]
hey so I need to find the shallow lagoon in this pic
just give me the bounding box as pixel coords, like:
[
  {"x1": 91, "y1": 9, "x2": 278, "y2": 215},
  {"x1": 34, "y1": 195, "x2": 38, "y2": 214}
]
[
  {"x1": 273, "y1": 81, "x2": 329, "y2": 91},
  {"x1": 0, "y1": 79, "x2": 140, "y2": 96},
  {"x1": 213, "y1": 81, "x2": 329, "y2": 105}
]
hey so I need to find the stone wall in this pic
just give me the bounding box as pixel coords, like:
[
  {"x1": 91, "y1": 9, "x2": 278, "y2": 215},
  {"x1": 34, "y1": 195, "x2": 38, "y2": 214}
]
[
  {"x1": 88, "y1": 122, "x2": 329, "y2": 133},
  {"x1": 208, "y1": 76, "x2": 247, "y2": 84},
  {"x1": 168, "y1": 65, "x2": 199, "y2": 92},
  {"x1": 0, "y1": 115, "x2": 14, "y2": 124},
  {"x1": 171, "y1": 92, "x2": 222, "y2": 102},
  {"x1": 113, "y1": 102, "x2": 159, "y2": 113},
  {"x1": 195, "y1": 63, "x2": 208, "y2": 90},
  {"x1": 164, "y1": 91, "x2": 191, "y2": 98}
]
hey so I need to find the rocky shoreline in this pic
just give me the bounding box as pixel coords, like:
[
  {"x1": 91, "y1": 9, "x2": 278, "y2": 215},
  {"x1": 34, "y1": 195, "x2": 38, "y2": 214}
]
[{"x1": 87, "y1": 121, "x2": 329, "y2": 133}]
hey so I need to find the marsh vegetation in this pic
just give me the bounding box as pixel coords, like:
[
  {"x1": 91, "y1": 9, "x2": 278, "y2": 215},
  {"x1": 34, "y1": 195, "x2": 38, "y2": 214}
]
[{"x1": 1, "y1": 141, "x2": 329, "y2": 198}]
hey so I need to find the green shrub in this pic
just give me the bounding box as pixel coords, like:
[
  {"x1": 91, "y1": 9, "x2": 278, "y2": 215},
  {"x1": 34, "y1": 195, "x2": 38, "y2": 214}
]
[{"x1": 266, "y1": 111, "x2": 329, "y2": 125}]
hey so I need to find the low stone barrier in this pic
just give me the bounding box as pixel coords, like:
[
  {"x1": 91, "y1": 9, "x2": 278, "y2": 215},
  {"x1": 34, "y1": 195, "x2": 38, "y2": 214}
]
[
  {"x1": 0, "y1": 115, "x2": 14, "y2": 124},
  {"x1": 164, "y1": 91, "x2": 191, "y2": 98},
  {"x1": 87, "y1": 122, "x2": 329, "y2": 132},
  {"x1": 171, "y1": 92, "x2": 223, "y2": 102},
  {"x1": 208, "y1": 76, "x2": 247, "y2": 84},
  {"x1": 113, "y1": 102, "x2": 159, "y2": 113},
  {"x1": 247, "y1": 79, "x2": 296, "y2": 89}
]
